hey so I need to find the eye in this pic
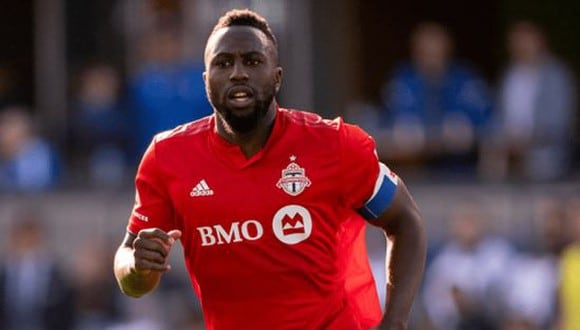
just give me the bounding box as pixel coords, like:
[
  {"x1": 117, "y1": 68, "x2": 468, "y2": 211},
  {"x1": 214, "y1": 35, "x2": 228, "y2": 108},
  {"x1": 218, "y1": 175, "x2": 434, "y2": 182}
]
[
  {"x1": 245, "y1": 59, "x2": 261, "y2": 66},
  {"x1": 214, "y1": 59, "x2": 232, "y2": 68}
]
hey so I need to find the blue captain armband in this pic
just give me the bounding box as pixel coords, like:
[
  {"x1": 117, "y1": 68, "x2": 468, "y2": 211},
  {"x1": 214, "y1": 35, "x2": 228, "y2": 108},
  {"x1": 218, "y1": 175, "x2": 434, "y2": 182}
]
[{"x1": 358, "y1": 163, "x2": 398, "y2": 220}]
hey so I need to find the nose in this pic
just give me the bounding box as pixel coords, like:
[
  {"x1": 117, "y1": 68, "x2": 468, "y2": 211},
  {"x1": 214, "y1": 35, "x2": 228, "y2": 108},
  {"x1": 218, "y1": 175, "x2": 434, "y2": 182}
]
[{"x1": 230, "y1": 62, "x2": 249, "y2": 82}]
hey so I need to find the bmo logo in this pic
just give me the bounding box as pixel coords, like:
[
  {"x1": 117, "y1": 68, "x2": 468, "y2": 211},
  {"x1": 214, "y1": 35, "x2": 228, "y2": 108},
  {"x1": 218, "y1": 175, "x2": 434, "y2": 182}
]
[
  {"x1": 197, "y1": 220, "x2": 263, "y2": 246},
  {"x1": 272, "y1": 205, "x2": 312, "y2": 245},
  {"x1": 196, "y1": 205, "x2": 313, "y2": 246}
]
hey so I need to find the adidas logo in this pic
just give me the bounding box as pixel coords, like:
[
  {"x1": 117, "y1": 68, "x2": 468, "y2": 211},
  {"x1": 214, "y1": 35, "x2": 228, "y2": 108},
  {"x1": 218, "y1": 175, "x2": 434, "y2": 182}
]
[{"x1": 190, "y1": 179, "x2": 214, "y2": 197}]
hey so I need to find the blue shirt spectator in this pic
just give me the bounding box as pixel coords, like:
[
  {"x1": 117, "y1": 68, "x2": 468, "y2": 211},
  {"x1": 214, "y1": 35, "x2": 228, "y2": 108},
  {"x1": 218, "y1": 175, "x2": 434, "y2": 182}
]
[
  {"x1": 130, "y1": 61, "x2": 211, "y2": 157},
  {"x1": 0, "y1": 108, "x2": 60, "y2": 192},
  {"x1": 380, "y1": 23, "x2": 493, "y2": 176},
  {"x1": 384, "y1": 62, "x2": 492, "y2": 137},
  {"x1": 70, "y1": 63, "x2": 130, "y2": 187},
  {"x1": 129, "y1": 27, "x2": 212, "y2": 161}
]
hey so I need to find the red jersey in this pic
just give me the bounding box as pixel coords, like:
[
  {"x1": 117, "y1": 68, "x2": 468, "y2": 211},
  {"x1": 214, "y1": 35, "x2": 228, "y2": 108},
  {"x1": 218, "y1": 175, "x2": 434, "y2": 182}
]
[{"x1": 127, "y1": 108, "x2": 398, "y2": 329}]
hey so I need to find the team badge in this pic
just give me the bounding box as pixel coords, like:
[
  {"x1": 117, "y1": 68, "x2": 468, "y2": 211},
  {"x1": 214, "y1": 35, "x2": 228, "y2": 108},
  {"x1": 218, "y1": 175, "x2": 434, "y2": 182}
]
[{"x1": 276, "y1": 155, "x2": 311, "y2": 196}]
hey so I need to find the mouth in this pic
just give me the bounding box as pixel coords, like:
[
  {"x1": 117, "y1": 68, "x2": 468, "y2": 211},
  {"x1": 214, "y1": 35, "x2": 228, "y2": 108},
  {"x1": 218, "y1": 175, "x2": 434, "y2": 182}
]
[{"x1": 226, "y1": 86, "x2": 255, "y2": 108}]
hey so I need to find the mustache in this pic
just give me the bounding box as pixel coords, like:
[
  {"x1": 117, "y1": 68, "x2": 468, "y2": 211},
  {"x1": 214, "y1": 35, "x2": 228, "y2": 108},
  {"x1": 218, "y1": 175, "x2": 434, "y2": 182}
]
[
  {"x1": 216, "y1": 93, "x2": 275, "y2": 134},
  {"x1": 226, "y1": 84, "x2": 255, "y2": 98}
]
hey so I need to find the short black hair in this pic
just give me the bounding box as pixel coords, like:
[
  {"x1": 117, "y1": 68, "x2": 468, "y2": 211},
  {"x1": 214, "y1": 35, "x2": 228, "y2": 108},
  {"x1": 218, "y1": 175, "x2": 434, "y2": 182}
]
[{"x1": 211, "y1": 9, "x2": 277, "y2": 46}]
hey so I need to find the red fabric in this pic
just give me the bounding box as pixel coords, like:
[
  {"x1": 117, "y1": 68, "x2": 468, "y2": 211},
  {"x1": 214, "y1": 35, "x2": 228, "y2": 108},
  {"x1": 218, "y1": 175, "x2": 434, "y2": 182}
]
[{"x1": 127, "y1": 108, "x2": 383, "y2": 329}]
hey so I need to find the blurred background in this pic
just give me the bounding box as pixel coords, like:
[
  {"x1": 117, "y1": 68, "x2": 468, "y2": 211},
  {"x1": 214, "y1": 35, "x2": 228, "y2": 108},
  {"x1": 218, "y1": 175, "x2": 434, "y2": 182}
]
[{"x1": 0, "y1": 0, "x2": 579, "y2": 329}]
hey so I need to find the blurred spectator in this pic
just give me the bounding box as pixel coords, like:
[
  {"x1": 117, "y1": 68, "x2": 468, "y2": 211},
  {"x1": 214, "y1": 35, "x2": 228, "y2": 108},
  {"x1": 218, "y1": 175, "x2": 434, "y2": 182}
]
[
  {"x1": 344, "y1": 101, "x2": 383, "y2": 137},
  {"x1": 501, "y1": 319, "x2": 540, "y2": 330},
  {"x1": 422, "y1": 203, "x2": 513, "y2": 329},
  {"x1": 481, "y1": 21, "x2": 577, "y2": 181},
  {"x1": 0, "y1": 107, "x2": 60, "y2": 192},
  {"x1": 380, "y1": 22, "x2": 493, "y2": 177},
  {"x1": 500, "y1": 199, "x2": 563, "y2": 329},
  {"x1": 70, "y1": 239, "x2": 121, "y2": 330},
  {"x1": 69, "y1": 62, "x2": 130, "y2": 188},
  {"x1": 111, "y1": 263, "x2": 203, "y2": 330},
  {"x1": 0, "y1": 212, "x2": 75, "y2": 330},
  {"x1": 559, "y1": 197, "x2": 580, "y2": 330},
  {"x1": 128, "y1": 24, "x2": 212, "y2": 161}
]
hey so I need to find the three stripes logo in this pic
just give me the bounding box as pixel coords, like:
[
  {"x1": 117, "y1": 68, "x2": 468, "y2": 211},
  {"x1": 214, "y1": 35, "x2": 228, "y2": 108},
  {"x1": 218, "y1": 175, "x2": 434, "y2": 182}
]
[{"x1": 190, "y1": 179, "x2": 214, "y2": 197}]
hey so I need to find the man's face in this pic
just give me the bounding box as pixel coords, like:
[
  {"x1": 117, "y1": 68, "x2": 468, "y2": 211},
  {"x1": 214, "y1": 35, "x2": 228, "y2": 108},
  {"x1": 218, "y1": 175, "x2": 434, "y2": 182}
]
[
  {"x1": 508, "y1": 24, "x2": 544, "y2": 64},
  {"x1": 204, "y1": 26, "x2": 282, "y2": 134},
  {"x1": 412, "y1": 30, "x2": 450, "y2": 76}
]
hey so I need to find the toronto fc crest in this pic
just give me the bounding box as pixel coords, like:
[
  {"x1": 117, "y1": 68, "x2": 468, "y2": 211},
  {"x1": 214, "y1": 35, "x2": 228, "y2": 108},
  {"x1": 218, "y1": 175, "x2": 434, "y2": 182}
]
[{"x1": 276, "y1": 155, "x2": 311, "y2": 196}]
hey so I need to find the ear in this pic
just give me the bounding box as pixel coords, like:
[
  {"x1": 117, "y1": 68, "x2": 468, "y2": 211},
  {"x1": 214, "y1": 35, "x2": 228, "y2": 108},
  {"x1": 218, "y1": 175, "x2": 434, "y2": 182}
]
[{"x1": 274, "y1": 67, "x2": 283, "y2": 93}]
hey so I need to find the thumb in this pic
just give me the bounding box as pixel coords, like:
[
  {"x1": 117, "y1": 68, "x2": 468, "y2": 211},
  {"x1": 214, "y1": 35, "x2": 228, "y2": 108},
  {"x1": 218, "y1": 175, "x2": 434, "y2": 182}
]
[{"x1": 167, "y1": 229, "x2": 182, "y2": 243}]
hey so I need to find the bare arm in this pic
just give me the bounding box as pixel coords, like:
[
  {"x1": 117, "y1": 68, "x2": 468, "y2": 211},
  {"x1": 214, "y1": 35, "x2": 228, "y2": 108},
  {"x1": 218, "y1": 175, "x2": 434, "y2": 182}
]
[
  {"x1": 114, "y1": 228, "x2": 181, "y2": 298},
  {"x1": 370, "y1": 178, "x2": 427, "y2": 330}
]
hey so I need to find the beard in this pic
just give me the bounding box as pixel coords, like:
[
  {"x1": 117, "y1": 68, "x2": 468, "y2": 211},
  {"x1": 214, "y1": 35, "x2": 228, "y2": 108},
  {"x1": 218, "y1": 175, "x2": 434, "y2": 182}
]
[{"x1": 212, "y1": 88, "x2": 276, "y2": 134}]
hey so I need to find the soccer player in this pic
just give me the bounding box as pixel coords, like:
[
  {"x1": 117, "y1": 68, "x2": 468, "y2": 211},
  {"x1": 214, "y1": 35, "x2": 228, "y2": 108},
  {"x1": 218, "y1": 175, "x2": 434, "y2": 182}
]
[{"x1": 114, "y1": 9, "x2": 426, "y2": 330}]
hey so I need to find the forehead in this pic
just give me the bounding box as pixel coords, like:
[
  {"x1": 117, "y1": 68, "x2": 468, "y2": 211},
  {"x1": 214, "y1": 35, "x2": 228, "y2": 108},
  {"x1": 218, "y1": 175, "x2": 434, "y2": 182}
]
[{"x1": 205, "y1": 26, "x2": 272, "y2": 59}]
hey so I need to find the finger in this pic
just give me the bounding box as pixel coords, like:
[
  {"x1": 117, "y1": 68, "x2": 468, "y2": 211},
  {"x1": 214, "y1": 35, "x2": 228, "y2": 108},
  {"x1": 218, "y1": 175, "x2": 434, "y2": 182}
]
[
  {"x1": 134, "y1": 249, "x2": 167, "y2": 264},
  {"x1": 134, "y1": 259, "x2": 170, "y2": 272},
  {"x1": 133, "y1": 237, "x2": 168, "y2": 257},
  {"x1": 151, "y1": 229, "x2": 181, "y2": 249},
  {"x1": 167, "y1": 229, "x2": 182, "y2": 243},
  {"x1": 138, "y1": 228, "x2": 172, "y2": 244}
]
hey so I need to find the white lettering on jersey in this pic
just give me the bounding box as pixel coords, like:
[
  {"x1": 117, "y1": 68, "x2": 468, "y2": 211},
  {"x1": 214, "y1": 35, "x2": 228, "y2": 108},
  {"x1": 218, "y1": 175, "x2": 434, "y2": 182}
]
[
  {"x1": 241, "y1": 220, "x2": 263, "y2": 241},
  {"x1": 196, "y1": 220, "x2": 264, "y2": 246},
  {"x1": 214, "y1": 222, "x2": 244, "y2": 244},
  {"x1": 133, "y1": 211, "x2": 149, "y2": 222},
  {"x1": 190, "y1": 179, "x2": 214, "y2": 197},
  {"x1": 197, "y1": 226, "x2": 217, "y2": 246},
  {"x1": 195, "y1": 206, "x2": 313, "y2": 247}
]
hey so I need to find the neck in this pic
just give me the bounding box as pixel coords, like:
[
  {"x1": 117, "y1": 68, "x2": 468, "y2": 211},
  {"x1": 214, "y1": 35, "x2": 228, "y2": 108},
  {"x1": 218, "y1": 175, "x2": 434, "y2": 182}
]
[
  {"x1": 216, "y1": 103, "x2": 277, "y2": 158},
  {"x1": 419, "y1": 63, "x2": 447, "y2": 80}
]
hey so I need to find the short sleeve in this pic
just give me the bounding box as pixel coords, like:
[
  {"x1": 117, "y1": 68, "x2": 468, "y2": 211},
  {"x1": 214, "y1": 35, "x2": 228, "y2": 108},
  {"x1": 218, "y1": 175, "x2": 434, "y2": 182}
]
[
  {"x1": 340, "y1": 123, "x2": 398, "y2": 219},
  {"x1": 127, "y1": 139, "x2": 175, "y2": 235}
]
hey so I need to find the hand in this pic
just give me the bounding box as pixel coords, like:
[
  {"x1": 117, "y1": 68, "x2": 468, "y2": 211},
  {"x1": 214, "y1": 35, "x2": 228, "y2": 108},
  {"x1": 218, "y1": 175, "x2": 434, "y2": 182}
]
[{"x1": 131, "y1": 228, "x2": 182, "y2": 275}]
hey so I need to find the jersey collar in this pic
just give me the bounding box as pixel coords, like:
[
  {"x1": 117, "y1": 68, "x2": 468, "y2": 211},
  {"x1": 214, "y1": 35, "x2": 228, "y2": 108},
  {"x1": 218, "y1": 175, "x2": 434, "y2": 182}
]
[{"x1": 208, "y1": 105, "x2": 285, "y2": 169}]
